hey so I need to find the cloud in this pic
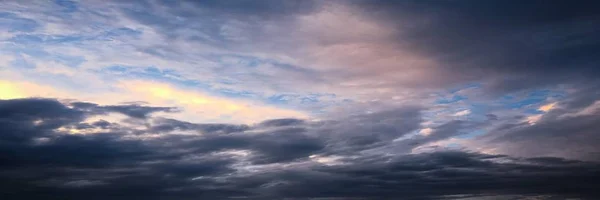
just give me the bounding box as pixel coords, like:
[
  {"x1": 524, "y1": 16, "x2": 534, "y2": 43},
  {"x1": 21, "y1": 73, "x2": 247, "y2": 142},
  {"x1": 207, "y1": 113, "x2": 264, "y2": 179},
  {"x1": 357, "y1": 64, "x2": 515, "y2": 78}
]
[
  {"x1": 1, "y1": 98, "x2": 600, "y2": 199},
  {"x1": 0, "y1": 79, "x2": 306, "y2": 123},
  {"x1": 539, "y1": 102, "x2": 557, "y2": 112},
  {"x1": 1, "y1": 0, "x2": 600, "y2": 199},
  {"x1": 453, "y1": 109, "x2": 471, "y2": 117},
  {"x1": 476, "y1": 96, "x2": 600, "y2": 161},
  {"x1": 419, "y1": 127, "x2": 433, "y2": 136},
  {"x1": 117, "y1": 80, "x2": 308, "y2": 123},
  {"x1": 258, "y1": 118, "x2": 305, "y2": 127}
]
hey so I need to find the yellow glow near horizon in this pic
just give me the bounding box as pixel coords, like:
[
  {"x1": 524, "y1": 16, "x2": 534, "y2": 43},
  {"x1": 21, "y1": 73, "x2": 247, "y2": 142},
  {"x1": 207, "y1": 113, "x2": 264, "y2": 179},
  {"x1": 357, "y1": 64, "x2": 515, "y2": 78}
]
[
  {"x1": 0, "y1": 81, "x2": 25, "y2": 99},
  {"x1": 0, "y1": 80, "x2": 65, "y2": 100},
  {"x1": 0, "y1": 79, "x2": 307, "y2": 124},
  {"x1": 119, "y1": 81, "x2": 307, "y2": 123}
]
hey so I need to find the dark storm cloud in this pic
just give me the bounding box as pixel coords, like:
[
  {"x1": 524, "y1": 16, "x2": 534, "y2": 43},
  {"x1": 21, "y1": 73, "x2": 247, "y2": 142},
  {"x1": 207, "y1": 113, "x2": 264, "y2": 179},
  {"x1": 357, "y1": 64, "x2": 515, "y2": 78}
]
[
  {"x1": 353, "y1": 0, "x2": 600, "y2": 94},
  {"x1": 227, "y1": 151, "x2": 600, "y2": 200},
  {"x1": 0, "y1": 98, "x2": 84, "y2": 142},
  {"x1": 0, "y1": 98, "x2": 241, "y2": 199},
  {"x1": 1, "y1": 98, "x2": 600, "y2": 199}
]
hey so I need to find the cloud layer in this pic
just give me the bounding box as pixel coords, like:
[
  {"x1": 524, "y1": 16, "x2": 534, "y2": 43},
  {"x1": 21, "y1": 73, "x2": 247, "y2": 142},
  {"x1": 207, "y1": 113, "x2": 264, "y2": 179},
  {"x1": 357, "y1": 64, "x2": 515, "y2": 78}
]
[
  {"x1": 1, "y1": 98, "x2": 600, "y2": 200},
  {"x1": 1, "y1": 0, "x2": 600, "y2": 199}
]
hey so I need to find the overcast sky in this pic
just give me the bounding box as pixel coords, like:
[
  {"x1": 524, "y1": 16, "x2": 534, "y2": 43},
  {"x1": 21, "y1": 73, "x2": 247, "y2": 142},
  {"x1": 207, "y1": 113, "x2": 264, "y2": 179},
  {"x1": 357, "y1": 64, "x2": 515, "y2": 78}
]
[{"x1": 1, "y1": 0, "x2": 600, "y2": 199}]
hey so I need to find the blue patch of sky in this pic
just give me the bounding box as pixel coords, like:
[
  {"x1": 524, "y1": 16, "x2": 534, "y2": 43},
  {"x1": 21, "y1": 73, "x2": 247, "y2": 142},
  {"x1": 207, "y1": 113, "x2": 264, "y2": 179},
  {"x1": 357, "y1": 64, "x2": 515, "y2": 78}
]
[
  {"x1": 216, "y1": 89, "x2": 259, "y2": 99},
  {"x1": 435, "y1": 95, "x2": 467, "y2": 104},
  {"x1": 498, "y1": 89, "x2": 566, "y2": 111},
  {"x1": 54, "y1": 0, "x2": 78, "y2": 13},
  {"x1": 464, "y1": 103, "x2": 491, "y2": 122},
  {"x1": 207, "y1": 53, "x2": 318, "y2": 76},
  {"x1": 212, "y1": 54, "x2": 262, "y2": 68},
  {"x1": 268, "y1": 94, "x2": 293, "y2": 104},
  {"x1": 98, "y1": 27, "x2": 143, "y2": 40},
  {"x1": 9, "y1": 34, "x2": 76, "y2": 45},
  {"x1": 2, "y1": 46, "x2": 85, "y2": 68},
  {"x1": 7, "y1": 27, "x2": 141, "y2": 45},
  {"x1": 300, "y1": 94, "x2": 333, "y2": 104},
  {"x1": 98, "y1": 65, "x2": 209, "y2": 88},
  {"x1": 8, "y1": 34, "x2": 37, "y2": 43},
  {"x1": 445, "y1": 143, "x2": 461, "y2": 149},
  {"x1": 9, "y1": 54, "x2": 36, "y2": 69},
  {"x1": 0, "y1": 12, "x2": 40, "y2": 32},
  {"x1": 53, "y1": 54, "x2": 86, "y2": 67},
  {"x1": 266, "y1": 93, "x2": 336, "y2": 105},
  {"x1": 456, "y1": 129, "x2": 486, "y2": 139},
  {"x1": 447, "y1": 82, "x2": 481, "y2": 93},
  {"x1": 433, "y1": 82, "x2": 481, "y2": 104},
  {"x1": 265, "y1": 93, "x2": 341, "y2": 115},
  {"x1": 1, "y1": 46, "x2": 49, "y2": 58}
]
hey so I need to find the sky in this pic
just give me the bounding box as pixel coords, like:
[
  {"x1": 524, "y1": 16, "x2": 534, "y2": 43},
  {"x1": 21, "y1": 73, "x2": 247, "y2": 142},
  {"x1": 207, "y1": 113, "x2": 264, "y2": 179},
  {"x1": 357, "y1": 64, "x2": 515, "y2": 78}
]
[{"x1": 1, "y1": 0, "x2": 600, "y2": 199}]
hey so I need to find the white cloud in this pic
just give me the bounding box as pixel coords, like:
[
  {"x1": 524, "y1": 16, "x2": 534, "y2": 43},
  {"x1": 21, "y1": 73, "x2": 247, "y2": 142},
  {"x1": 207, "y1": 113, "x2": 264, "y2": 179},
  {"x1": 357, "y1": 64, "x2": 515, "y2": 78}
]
[
  {"x1": 453, "y1": 109, "x2": 471, "y2": 117},
  {"x1": 419, "y1": 128, "x2": 434, "y2": 136}
]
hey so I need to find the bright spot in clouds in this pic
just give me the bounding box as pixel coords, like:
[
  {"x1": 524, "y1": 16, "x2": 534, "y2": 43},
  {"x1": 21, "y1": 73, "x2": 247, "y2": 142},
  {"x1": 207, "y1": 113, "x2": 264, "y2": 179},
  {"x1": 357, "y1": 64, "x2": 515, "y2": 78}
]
[
  {"x1": 538, "y1": 102, "x2": 557, "y2": 112},
  {"x1": 453, "y1": 109, "x2": 471, "y2": 116},
  {"x1": 419, "y1": 128, "x2": 434, "y2": 136}
]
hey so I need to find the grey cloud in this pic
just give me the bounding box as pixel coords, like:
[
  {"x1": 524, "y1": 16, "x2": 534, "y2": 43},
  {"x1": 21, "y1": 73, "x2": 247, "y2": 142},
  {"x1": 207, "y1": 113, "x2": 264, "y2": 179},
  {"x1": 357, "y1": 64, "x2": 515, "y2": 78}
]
[
  {"x1": 393, "y1": 120, "x2": 466, "y2": 152},
  {"x1": 0, "y1": 98, "x2": 84, "y2": 143},
  {"x1": 480, "y1": 112, "x2": 600, "y2": 161},
  {"x1": 102, "y1": 105, "x2": 178, "y2": 119},
  {"x1": 150, "y1": 118, "x2": 250, "y2": 134},
  {"x1": 485, "y1": 114, "x2": 499, "y2": 121},
  {"x1": 71, "y1": 102, "x2": 178, "y2": 119},
  {"x1": 170, "y1": 0, "x2": 317, "y2": 18},
  {"x1": 477, "y1": 92, "x2": 600, "y2": 161},
  {"x1": 258, "y1": 118, "x2": 305, "y2": 127},
  {"x1": 163, "y1": 126, "x2": 323, "y2": 165},
  {"x1": 318, "y1": 107, "x2": 423, "y2": 154},
  {"x1": 1, "y1": 98, "x2": 600, "y2": 199},
  {"x1": 228, "y1": 151, "x2": 600, "y2": 200}
]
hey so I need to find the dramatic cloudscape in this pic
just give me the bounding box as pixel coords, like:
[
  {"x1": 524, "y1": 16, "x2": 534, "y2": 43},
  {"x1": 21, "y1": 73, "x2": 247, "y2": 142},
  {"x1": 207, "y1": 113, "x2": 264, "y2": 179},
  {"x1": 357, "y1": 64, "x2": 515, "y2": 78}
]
[{"x1": 1, "y1": 0, "x2": 600, "y2": 199}]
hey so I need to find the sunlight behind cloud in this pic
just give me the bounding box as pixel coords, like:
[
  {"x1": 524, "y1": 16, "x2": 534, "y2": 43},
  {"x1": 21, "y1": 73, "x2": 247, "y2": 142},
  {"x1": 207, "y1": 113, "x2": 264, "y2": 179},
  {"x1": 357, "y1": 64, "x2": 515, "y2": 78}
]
[
  {"x1": 538, "y1": 102, "x2": 557, "y2": 112},
  {"x1": 118, "y1": 81, "x2": 307, "y2": 123},
  {"x1": 0, "y1": 79, "x2": 306, "y2": 123}
]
